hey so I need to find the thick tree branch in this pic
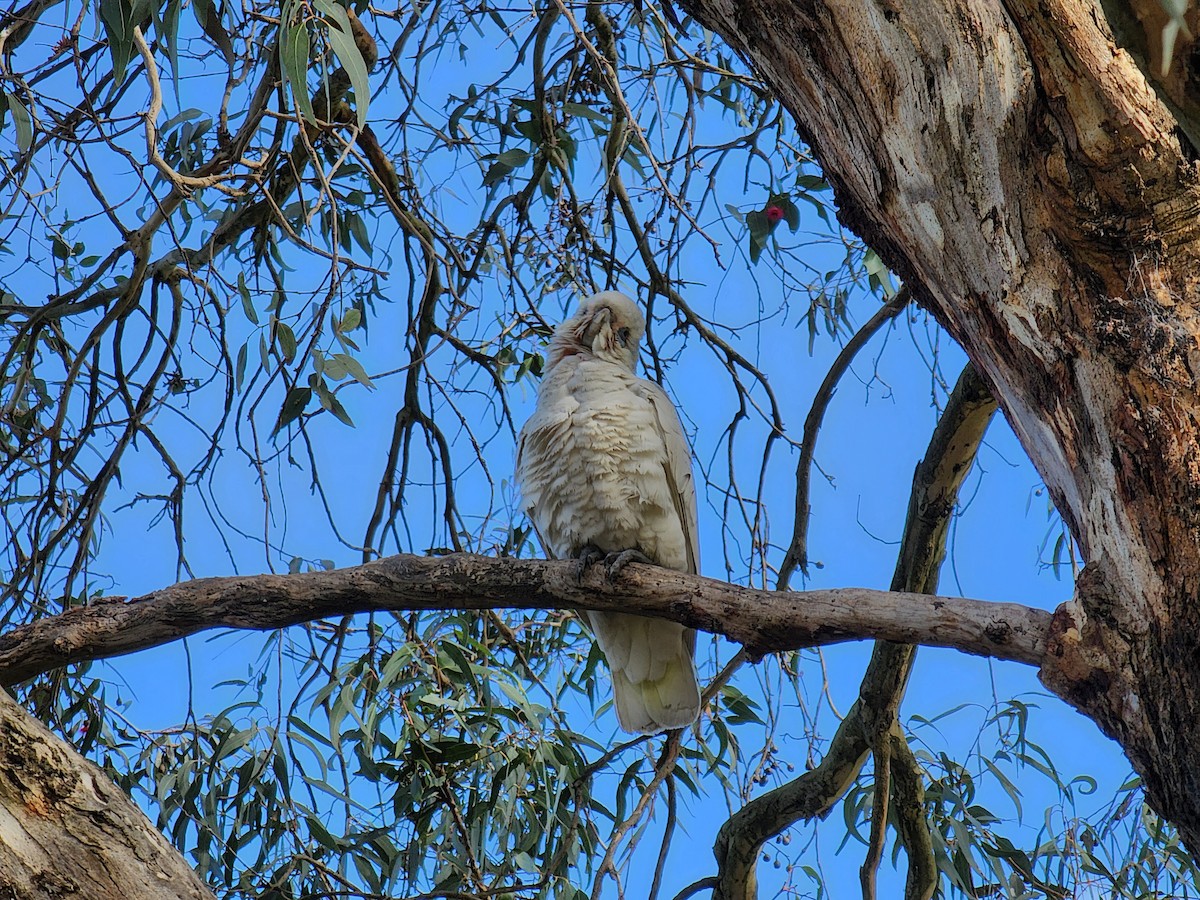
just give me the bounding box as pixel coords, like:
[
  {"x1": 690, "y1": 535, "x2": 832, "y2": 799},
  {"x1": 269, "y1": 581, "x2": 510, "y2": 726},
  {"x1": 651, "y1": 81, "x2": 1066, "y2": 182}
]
[
  {"x1": 889, "y1": 726, "x2": 937, "y2": 900},
  {"x1": 0, "y1": 689, "x2": 215, "y2": 900},
  {"x1": 0, "y1": 553, "x2": 1049, "y2": 686}
]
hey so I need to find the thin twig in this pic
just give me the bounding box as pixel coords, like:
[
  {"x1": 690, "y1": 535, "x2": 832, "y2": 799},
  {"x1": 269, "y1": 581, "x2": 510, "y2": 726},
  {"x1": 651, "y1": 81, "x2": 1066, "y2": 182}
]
[{"x1": 778, "y1": 285, "x2": 911, "y2": 589}]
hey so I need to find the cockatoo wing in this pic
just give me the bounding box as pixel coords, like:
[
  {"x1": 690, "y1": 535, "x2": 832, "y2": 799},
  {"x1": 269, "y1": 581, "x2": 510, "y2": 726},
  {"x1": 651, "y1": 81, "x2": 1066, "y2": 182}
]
[
  {"x1": 632, "y1": 378, "x2": 700, "y2": 576},
  {"x1": 583, "y1": 377, "x2": 701, "y2": 733}
]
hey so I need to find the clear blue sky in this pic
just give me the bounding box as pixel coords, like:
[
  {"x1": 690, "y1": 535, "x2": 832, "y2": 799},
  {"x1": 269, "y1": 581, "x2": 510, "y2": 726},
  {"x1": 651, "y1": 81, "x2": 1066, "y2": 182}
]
[{"x1": 39, "y1": 7, "x2": 1139, "y2": 896}]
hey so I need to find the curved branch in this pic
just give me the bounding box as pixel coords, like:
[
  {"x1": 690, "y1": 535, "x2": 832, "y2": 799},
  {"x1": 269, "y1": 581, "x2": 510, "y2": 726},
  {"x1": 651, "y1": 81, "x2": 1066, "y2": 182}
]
[
  {"x1": 711, "y1": 362, "x2": 998, "y2": 899},
  {"x1": 778, "y1": 285, "x2": 911, "y2": 588},
  {"x1": 891, "y1": 363, "x2": 998, "y2": 595},
  {"x1": 0, "y1": 552, "x2": 1049, "y2": 686},
  {"x1": 889, "y1": 725, "x2": 937, "y2": 900}
]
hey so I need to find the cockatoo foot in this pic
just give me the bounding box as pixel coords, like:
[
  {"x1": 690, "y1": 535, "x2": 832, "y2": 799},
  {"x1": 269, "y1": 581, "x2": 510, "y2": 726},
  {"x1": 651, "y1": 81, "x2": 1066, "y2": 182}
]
[
  {"x1": 603, "y1": 548, "x2": 652, "y2": 581},
  {"x1": 574, "y1": 544, "x2": 605, "y2": 582}
]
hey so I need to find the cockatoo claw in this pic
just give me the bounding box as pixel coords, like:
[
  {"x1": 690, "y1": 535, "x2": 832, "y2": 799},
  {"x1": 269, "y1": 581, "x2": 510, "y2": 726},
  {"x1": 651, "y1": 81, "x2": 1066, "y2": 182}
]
[
  {"x1": 574, "y1": 544, "x2": 604, "y2": 583},
  {"x1": 604, "y1": 548, "x2": 652, "y2": 582}
]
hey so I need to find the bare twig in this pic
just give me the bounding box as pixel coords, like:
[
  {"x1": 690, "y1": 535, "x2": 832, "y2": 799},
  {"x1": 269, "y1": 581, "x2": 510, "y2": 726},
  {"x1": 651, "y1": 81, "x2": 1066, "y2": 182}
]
[{"x1": 778, "y1": 285, "x2": 911, "y2": 589}]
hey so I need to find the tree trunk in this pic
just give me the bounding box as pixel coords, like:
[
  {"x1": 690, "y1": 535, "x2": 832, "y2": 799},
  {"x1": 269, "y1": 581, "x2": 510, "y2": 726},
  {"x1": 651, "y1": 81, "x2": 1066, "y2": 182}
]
[
  {"x1": 681, "y1": 0, "x2": 1200, "y2": 849},
  {"x1": 0, "y1": 689, "x2": 216, "y2": 900}
]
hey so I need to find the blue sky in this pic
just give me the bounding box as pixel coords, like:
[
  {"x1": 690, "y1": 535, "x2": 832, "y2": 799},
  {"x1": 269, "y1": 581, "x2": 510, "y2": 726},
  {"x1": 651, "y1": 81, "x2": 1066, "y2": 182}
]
[
  {"x1": 4, "y1": 4, "x2": 1149, "y2": 896},
  {"x1": 94, "y1": 282, "x2": 1134, "y2": 896}
]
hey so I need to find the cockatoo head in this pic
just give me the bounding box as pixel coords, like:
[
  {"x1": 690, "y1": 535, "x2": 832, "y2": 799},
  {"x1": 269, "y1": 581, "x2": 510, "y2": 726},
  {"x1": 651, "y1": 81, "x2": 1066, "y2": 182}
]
[{"x1": 551, "y1": 290, "x2": 645, "y2": 371}]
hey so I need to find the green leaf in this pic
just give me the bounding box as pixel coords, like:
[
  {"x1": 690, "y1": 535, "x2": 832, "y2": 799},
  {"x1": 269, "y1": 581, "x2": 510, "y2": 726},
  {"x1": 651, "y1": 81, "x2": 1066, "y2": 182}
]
[
  {"x1": 323, "y1": 356, "x2": 347, "y2": 380},
  {"x1": 563, "y1": 101, "x2": 609, "y2": 123},
  {"x1": 621, "y1": 145, "x2": 646, "y2": 177},
  {"x1": 5, "y1": 91, "x2": 32, "y2": 153},
  {"x1": 338, "y1": 307, "x2": 361, "y2": 332},
  {"x1": 281, "y1": 17, "x2": 316, "y2": 125},
  {"x1": 191, "y1": 0, "x2": 233, "y2": 61},
  {"x1": 273, "y1": 386, "x2": 311, "y2": 433},
  {"x1": 237, "y1": 273, "x2": 258, "y2": 324},
  {"x1": 158, "y1": 0, "x2": 183, "y2": 96},
  {"x1": 315, "y1": 379, "x2": 354, "y2": 426},
  {"x1": 796, "y1": 173, "x2": 829, "y2": 191},
  {"x1": 864, "y1": 247, "x2": 896, "y2": 297},
  {"x1": 346, "y1": 212, "x2": 370, "y2": 253},
  {"x1": 235, "y1": 343, "x2": 247, "y2": 391},
  {"x1": 513, "y1": 118, "x2": 540, "y2": 142},
  {"x1": 746, "y1": 209, "x2": 768, "y2": 265},
  {"x1": 314, "y1": 0, "x2": 371, "y2": 128},
  {"x1": 99, "y1": 0, "x2": 137, "y2": 85},
  {"x1": 275, "y1": 320, "x2": 297, "y2": 362},
  {"x1": 783, "y1": 198, "x2": 800, "y2": 232},
  {"x1": 332, "y1": 353, "x2": 374, "y2": 389},
  {"x1": 482, "y1": 160, "x2": 514, "y2": 188},
  {"x1": 746, "y1": 208, "x2": 770, "y2": 244},
  {"x1": 497, "y1": 147, "x2": 529, "y2": 167}
]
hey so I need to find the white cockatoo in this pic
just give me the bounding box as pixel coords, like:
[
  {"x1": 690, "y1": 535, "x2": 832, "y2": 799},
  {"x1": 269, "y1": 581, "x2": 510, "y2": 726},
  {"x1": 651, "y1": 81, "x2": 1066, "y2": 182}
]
[{"x1": 516, "y1": 291, "x2": 702, "y2": 734}]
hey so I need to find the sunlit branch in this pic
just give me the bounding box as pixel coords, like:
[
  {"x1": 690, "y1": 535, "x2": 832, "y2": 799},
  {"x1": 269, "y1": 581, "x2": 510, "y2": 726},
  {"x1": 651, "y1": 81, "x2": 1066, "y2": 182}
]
[{"x1": 132, "y1": 26, "x2": 240, "y2": 193}]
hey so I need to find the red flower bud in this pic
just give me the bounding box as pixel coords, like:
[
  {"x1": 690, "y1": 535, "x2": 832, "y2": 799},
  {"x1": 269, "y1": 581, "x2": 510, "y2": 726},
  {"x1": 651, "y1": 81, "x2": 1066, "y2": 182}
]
[{"x1": 765, "y1": 205, "x2": 785, "y2": 224}]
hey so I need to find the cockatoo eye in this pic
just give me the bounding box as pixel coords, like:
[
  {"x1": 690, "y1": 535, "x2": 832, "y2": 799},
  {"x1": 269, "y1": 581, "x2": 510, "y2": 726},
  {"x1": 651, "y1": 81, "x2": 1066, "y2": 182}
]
[{"x1": 616, "y1": 326, "x2": 632, "y2": 348}]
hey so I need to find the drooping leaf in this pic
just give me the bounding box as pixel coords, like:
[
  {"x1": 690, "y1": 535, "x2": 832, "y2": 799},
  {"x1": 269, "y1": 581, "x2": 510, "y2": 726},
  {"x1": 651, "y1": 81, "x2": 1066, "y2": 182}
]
[
  {"x1": 483, "y1": 160, "x2": 514, "y2": 188},
  {"x1": 746, "y1": 209, "x2": 769, "y2": 264},
  {"x1": 783, "y1": 197, "x2": 800, "y2": 231},
  {"x1": 864, "y1": 247, "x2": 897, "y2": 296},
  {"x1": 332, "y1": 353, "x2": 373, "y2": 389},
  {"x1": 99, "y1": 0, "x2": 137, "y2": 84},
  {"x1": 235, "y1": 343, "x2": 247, "y2": 391},
  {"x1": 274, "y1": 320, "x2": 297, "y2": 363},
  {"x1": 497, "y1": 147, "x2": 530, "y2": 167},
  {"x1": 6, "y1": 92, "x2": 31, "y2": 152},
  {"x1": 191, "y1": 0, "x2": 233, "y2": 62},
  {"x1": 281, "y1": 15, "x2": 316, "y2": 125},
  {"x1": 272, "y1": 386, "x2": 312, "y2": 433},
  {"x1": 237, "y1": 273, "x2": 258, "y2": 324},
  {"x1": 152, "y1": 0, "x2": 183, "y2": 98},
  {"x1": 314, "y1": 378, "x2": 354, "y2": 426},
  {"x1": 314, "y1": 0, "x2": 372, "y2": 128}
]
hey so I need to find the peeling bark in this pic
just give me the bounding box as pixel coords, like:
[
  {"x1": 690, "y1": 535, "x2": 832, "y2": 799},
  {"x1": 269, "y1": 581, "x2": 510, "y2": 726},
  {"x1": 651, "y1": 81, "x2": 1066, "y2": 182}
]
[
  {"x1": 681, "y1": 0, "x2": 1200, "y2": 849},
  {"x1": 0, "y1": 689, "x2": 215, "y2": 900}
]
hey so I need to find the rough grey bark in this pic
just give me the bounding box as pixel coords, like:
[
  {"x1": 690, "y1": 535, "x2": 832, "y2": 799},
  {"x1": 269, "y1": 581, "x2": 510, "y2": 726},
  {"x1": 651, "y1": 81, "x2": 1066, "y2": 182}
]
[
  {"x1": 0, "y1": 688, "x2": 216, "y2": 900},
  {"x1": 0, "y1": 554, "x2": 1049, "y2": 687},
  {"x1": 680, "y1": 0, "x2": 1200, "y2": 849}
]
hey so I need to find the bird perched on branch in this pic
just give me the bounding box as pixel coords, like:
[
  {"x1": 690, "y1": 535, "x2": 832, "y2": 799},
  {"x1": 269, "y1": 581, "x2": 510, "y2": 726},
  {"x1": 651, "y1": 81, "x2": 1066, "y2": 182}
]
[{"x1": 516, "y1": 291, "x2": 701, "y2": 734}]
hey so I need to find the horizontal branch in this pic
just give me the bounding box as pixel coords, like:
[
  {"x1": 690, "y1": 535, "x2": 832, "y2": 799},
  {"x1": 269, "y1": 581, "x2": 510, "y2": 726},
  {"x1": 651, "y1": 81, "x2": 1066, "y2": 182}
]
[{"x1": 0, "y1": 554, "x2": 1053, "y2": 685}]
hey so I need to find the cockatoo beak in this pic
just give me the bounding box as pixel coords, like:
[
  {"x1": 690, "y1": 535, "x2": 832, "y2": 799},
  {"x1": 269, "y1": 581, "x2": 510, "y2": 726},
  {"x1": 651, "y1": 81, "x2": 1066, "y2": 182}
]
[{"x1": 579, "y1": 305, "x2": 612, "y2": 351}]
